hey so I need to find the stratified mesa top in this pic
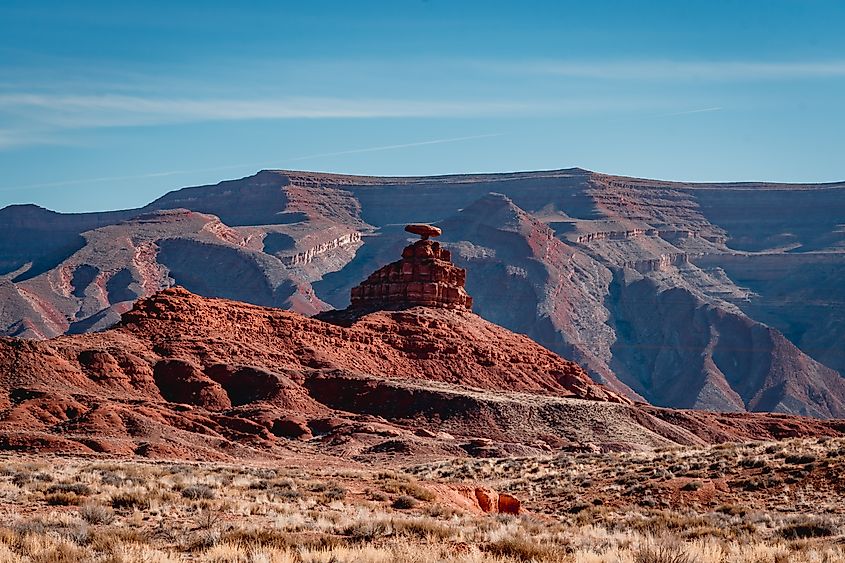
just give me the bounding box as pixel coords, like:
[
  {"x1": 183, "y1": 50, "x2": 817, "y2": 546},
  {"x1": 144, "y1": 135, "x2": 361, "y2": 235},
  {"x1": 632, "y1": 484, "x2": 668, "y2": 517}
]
[{"x1": 349, "y1": 224, "x2": 472, "y2": 310}]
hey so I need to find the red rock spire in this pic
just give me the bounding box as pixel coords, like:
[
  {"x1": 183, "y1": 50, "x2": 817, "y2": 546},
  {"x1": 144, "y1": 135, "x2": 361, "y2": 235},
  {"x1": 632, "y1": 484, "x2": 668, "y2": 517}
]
[{"x1": 349, "y1": 224, "x2": 473, "y2": 310}]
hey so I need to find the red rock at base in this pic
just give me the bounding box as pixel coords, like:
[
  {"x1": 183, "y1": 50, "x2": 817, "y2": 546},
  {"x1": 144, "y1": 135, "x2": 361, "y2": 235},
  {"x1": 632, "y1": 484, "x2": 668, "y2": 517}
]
[
  {"x1": 498, "y1": 493, "x2": 521, "y2": 515},
  {"x1": 350, "y1": 225, "x2": 472, "y2": 311},
  {"x1": 474, "y1": 488, "x2": 498, "y2": 513}
]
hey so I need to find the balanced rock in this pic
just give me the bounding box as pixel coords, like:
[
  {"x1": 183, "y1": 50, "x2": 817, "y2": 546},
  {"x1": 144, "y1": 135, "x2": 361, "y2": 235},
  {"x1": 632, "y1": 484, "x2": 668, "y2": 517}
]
[
  {"x1": 405, "y1": 224, "x2": 442, "y2": 239},
  {"x1": 349, "y1": 224, "x2": 472, "y2": 310}
]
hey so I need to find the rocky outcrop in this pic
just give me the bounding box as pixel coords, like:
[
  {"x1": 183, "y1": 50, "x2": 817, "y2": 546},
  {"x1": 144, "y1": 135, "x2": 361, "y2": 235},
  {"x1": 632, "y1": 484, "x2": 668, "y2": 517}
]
[
  {"x1": 349, "y1": 225, "x2": 472, "y2": 311},
  {"x1": 624, "y1": 252, "x2": 691, "y2": 274},
  {"x1": 128, "y1": 287, "x2": 616, "y2": 401},
  {"x1": 426, "y1": 485, "x2": 522, "y2": 515}
]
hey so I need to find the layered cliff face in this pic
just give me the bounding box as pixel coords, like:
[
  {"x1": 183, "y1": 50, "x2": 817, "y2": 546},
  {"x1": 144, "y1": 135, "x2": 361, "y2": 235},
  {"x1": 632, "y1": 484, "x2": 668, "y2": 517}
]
[{"x1": 1, "y1": 168, "x2": 844, "y2": 417}]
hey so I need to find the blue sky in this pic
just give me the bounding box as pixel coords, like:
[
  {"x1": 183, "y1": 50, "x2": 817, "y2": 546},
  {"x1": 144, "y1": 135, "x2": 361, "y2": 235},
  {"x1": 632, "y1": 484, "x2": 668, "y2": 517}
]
[{"x1": 1, "y1": 0, "x2": 844, "y2": 212}]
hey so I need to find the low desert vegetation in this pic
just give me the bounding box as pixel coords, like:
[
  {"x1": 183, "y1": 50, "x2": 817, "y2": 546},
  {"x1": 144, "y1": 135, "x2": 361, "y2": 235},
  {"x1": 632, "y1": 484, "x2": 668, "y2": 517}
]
[{"x1": 0, "y1": 437, "x2": 842, "y2": 562}]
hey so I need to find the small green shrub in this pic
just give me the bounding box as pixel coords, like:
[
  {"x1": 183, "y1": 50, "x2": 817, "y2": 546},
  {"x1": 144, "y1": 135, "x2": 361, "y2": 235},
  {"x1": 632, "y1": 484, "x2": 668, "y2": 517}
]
[
  {"x1": 779, "y1": 518, "x2": 837, "y2": 539},
  {"x1": 181, "y1": 484, "x2": 215, "y2": 500},
  {"x1": 634, "y1": 544, "x2": 693, "y2": 563},
  {"x1": 79, "y1": 502, "x2": 115, "y2": 524},
  {"x1": 45, "y1": 492, "x2": 81, "y2": 506},
  {"x1": 111, "y1": 491, "x2": 151, "y2": 510}
]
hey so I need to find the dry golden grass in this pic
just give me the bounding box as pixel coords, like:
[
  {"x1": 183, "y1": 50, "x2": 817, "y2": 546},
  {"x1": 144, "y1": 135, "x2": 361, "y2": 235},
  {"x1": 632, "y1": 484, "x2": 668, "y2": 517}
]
[{"x1": 0, "y1": 437, "x2": 842, "y2": 561}]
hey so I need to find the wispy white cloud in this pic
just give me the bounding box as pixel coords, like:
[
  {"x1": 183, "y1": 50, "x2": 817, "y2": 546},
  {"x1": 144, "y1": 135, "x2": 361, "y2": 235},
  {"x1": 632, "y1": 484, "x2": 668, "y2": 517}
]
[
  {"x1": 0, "y1": 128, "x2": 64, "y2": 150},
  {"x1": 0, "y1": 93, "x2": 527, "y2": 129},
  {"x1": 485, "y1": 60, "x2": 845, "y2": 80},
  {"x1": 0, "y1": 89, "x2": 669, "y2": 148},
  {"x1": 7, "y1": 57, "x2": 825, "y2": 151},
  {"x1": 0, "y1": 133, "x2": 504, "y2": 192},
  {"x1": 0, "y1": 129, "x2": 21, "y2": 149}
]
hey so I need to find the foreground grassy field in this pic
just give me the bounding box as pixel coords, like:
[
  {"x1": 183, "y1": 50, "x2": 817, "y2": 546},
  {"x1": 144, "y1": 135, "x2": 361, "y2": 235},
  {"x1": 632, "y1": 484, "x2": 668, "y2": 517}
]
[{"x1": 0, "y1": 437, "x2": 843, "y2": 562}]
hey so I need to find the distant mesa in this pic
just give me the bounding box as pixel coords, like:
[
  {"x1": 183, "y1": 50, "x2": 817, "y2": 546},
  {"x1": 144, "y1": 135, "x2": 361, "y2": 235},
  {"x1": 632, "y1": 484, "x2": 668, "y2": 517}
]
[{"x1": 349, "y1": 224, "x2": 472, "y2": 311}]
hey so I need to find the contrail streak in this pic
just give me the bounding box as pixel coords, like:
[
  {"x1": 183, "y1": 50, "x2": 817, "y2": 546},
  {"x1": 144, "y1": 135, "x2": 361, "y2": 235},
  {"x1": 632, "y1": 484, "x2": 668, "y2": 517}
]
[
  {"x1": 654, "y1": 107, "x2": 723, "y2": 117},
  {"x1": 286, "y1": 133, "x2": 503, "y2": 161}
]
